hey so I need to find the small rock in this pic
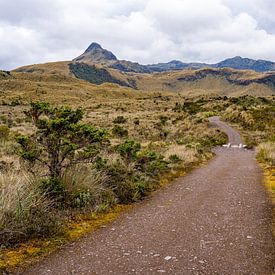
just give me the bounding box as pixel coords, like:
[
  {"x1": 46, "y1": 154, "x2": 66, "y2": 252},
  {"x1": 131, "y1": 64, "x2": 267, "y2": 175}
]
[
  {"x1": 247, "y1": 236, "x2": 253, "y2": 239},
  {"x1": 199, "y1": 260, "x2": 205, "y2": 264},
  {"x1": 157, "y1": 270, "x2": 166, "y2": 273},
  {"x1": 164, "y1": 256, "x2": 172, "y2": 261}
]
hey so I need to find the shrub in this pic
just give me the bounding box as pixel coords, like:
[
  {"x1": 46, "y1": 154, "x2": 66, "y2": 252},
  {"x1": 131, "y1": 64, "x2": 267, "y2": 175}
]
[
  {"x1": 169, "y1": 154, "x2": 181, "y2": 163},
  {"x1": 159, "y1": 115, "x2": 168, "y2": 125},
  {"x1": 113, "y1": 116, "x2": 127, "y2": 124},
  {"x1": 0, "y1": 125, "x2": 10, "y2": 140},
  {"x1": 40, "y1": 177, "x2": 65, "y2": 202},
  {"x1": 136, "y1": 150, "x2": 168, "y2": 176},
  {"x1": 116, "y1": 140, "x2": 141, "y2": 161},
  {"x1": 133, "y1": 118, "x2": 140, "y2": 125},
  {"x1": 112, "y1": 125, "x2": 128, "y2": 137},
  {"x1": 103, "y1": 160, "x2": 136, "y2": 203},
  {"x1": 17, "y1": 102, "x2": 108, "y2": 181}
]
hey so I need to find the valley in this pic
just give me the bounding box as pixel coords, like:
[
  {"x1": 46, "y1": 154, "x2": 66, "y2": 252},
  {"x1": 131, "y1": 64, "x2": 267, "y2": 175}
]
[{"x1": 0, "y1": 42, "x2": 274, "y2": 274}]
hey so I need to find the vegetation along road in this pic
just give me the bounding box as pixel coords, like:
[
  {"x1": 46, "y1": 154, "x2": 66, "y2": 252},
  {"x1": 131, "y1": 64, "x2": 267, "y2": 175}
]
[{"x1": 20, "y1": 117, "x2": 274, "y2": 274}]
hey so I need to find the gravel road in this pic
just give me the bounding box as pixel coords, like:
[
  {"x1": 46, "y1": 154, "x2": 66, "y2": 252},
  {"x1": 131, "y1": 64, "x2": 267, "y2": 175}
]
[{"x1": 20, "y1": 118, "x2": 274, "y2": 275}]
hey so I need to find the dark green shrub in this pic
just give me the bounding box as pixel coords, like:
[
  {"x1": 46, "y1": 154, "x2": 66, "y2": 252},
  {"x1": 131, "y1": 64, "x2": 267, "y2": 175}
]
[
  {"x1": 113, "y1": 116, "x2": 127, "y2": 124},
  {"x1": 116, "y1": 139, "x2": 141, "y2": 161},
  {"x1": 0, "y1": 125, "x2": 10, "y2": 140},
  {"x1": 169, "y1": 154, "x2": 181, "y2": 163},
  {"x1": 17, "y1": 102, "x2": 108, "y2": 180},
  {"x1": 136, "y1": 150, "x2": 168, "y2": 176},
  {"x1": 40, "y1": 177, "x2": 65, "y2": 201},
  {"x1": 73, "y1": 190, "x2": 91, "y2": 208},
  {"x1": 112, "y1": 125, "x2": 128, "y2": 137},
  {"x1": 133, "y1": 118, "x2": 140, "y2": 125},
  {"x1": 159, "y1": 115, "x2": 169, "y2": 125}
]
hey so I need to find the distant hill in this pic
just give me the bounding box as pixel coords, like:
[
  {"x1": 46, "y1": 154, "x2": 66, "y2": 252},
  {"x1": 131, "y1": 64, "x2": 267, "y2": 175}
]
[
  {"x1": 11, "y1": 42, "x2": 275, "y2": 97},
  {"x1": 215, "y1": 56, "x2": 275, "y2": 72},
  {"x1": 73, "y1": 43, "x2": 275, "y2": 73}
]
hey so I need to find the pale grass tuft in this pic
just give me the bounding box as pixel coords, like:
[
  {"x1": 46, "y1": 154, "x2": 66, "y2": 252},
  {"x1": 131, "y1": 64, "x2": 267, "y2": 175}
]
[
  {"x1": 0, "y1": 171, "x2": 55, "y2": 244},
  {"x1": 62, "y1": 164, "x2": 109, "y2": 193},
  {"x1": 62, "y1": 164, "x2": 116, "y2": 210},
  {"x1": 164, "y1": 145, "x2": 198, "y2": 164},
  {"x1": 256, "y1": 142, "x2": 275, "y2": 166},
  {"x1": 0, "y1": 172, "x2": 49, "y2": 224}
]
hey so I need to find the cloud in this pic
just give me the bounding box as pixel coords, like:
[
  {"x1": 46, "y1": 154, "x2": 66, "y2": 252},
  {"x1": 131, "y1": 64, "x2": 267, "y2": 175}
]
[{"x1": 0, "y1": 0, "x2": 275, "y2": 70}]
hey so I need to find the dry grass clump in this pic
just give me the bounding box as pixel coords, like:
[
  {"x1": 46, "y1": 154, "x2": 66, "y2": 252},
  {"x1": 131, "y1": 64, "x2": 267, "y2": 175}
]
[
  {"x1": 0, "y1": 172, "x2": 58, "y2": 245},
  {"x1": 164, "y1": 145, "x2": 198, "y2": 164},
  {"x1": 61, "y1": 164, "x2": 116, "y2": 211},
  {"x1": 256, "y1": 142, "x2": 275, "y2": 166}
]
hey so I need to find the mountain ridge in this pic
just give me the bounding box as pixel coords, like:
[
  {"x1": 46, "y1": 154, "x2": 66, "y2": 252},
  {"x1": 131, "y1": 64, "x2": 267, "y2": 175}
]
[{"x1": 73, "y1": 43, "x2": 275, "y2": 73}]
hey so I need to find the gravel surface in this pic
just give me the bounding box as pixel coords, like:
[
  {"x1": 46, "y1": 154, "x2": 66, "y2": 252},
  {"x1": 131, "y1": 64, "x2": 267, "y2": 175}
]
[{"x1": 19, "y1": 118, "x2": 274, "y2": 275}]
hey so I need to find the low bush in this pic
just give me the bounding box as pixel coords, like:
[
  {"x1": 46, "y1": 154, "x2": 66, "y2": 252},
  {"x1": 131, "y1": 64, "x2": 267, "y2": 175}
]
[
  {"x1": 116, "y1": 139, "x2": 141, "y2": 161},
  {"x1": 113, "y1": 116, "x2": 127, "y2": 124},
  {"x1": 112, "y1": 125, "x2": 128, "y2": 137},
  {"x1": 0, "y1": 125, "x2": 10, "y2": 140}
]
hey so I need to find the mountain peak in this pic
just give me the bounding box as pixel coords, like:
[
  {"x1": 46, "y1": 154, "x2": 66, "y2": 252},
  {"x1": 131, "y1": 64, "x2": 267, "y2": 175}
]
[
  {"x1": 85, "y1": 42, "x2": 103, "y2": 52},
  {"x1": 74, "y1": 42, "x2": 117, "y2": 63}
]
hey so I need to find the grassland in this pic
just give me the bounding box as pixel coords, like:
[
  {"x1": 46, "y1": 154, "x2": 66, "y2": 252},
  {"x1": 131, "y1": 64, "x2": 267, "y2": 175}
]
[
  {"x1": 0, "y1": 65, "x2": 274, "y2": 272},
  {"x1": 13, "y1": 61, "x2": 275, "y2": 96}
]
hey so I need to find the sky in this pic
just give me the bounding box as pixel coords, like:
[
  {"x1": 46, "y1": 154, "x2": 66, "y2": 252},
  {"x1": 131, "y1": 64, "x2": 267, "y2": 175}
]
[{"x1": 1, "y1": 0, "x2": 275, "y2": 70}]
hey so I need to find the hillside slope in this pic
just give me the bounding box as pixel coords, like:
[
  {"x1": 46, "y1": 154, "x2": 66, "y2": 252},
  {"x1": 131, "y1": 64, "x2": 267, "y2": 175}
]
[{"x1": 10, "y1": 62, "x2": 275, "y2": 97}]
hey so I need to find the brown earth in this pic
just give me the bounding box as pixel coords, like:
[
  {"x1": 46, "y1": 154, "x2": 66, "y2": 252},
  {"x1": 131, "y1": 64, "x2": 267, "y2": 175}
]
[{"x1": 18, "y1": 118, "x2": 274, "y2": 274}]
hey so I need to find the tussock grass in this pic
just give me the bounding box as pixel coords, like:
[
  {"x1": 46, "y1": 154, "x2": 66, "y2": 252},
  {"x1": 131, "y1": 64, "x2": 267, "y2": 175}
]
[
  {"x1": 0, "y1": 172, "x2": 58, "y2": 245},
  {"x1": 61, "y1": 165, "x2": 116, "y2": 210},
  {"x1": 164, "y1": 145, "x2": 198, "y2": 164},
  {"x1": 256, "y1": 142, "x2": 275, "y2": 166}
]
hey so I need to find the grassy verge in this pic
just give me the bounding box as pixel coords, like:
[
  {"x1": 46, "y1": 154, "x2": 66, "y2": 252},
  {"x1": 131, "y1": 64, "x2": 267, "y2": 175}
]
[
  {"x1": 256, "y1": 142, "x2": 275, "y2": 236},
  {"x1": 0, "y1": 152, "x2": 212, "y2": 273},
  {"x1": 0, "y1": 204, "x2": 129, "y2": 272}
]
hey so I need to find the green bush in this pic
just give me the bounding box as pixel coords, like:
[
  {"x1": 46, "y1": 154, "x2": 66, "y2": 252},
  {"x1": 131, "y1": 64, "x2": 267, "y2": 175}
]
[
  {"x1": 159, "y1": 115, "x2": 168, "y2": 125},
  {"x1": 0, "y1": 125, "x2": 10, "y2": 140},
  {"x1": 136, "y1": 150, "x2": 168, "y2": 176},
  {"x1": 17, "y1": 102, "x2": 108, "y2": 180},
  {"x1": 112, "y1": 125, "x2": 128, "y2": 137},
  {"x1": 116, "y1": 139, "x2": 141, "y2": 161},
  {"x1": 40, "y1": 177, "x2": 65, "y2": 202},
  {"x1": 133, "y1": 118, "x2": 140, "y2": 125},
  {"x1": 113, "y1": 116, "x2": 127, "y2": 124}
]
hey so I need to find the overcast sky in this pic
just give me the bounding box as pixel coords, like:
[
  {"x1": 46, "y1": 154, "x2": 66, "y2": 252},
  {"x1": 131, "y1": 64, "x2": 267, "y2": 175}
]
[{"x1": 1, "y1": 0, "x2": 275, "y2": 70}]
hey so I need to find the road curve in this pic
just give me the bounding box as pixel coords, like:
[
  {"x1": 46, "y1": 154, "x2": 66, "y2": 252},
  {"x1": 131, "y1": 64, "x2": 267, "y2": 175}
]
[
  {"x1": 20, "y1": 118, "x2": 274, "y2": 275},
  {"x1": 209, "y1": 116, "x2": 242, "y2": 145}
]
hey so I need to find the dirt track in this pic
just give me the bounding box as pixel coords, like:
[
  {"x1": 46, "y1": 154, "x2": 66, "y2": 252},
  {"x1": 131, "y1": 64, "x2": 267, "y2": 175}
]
[{"x1": 20, "y1": 118, "x2": 274, "y2": 274}]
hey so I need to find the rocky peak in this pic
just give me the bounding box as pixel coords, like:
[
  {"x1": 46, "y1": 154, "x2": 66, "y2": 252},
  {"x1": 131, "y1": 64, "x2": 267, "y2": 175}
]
[
  {"x1": 73, "y1": 42, "x2": 117, "y2": 63},
  {"x1": 85, "y1": 42, "x2": 103, "y2": 53}
]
